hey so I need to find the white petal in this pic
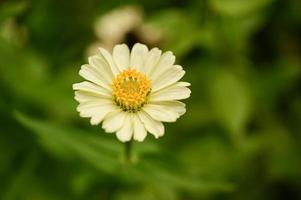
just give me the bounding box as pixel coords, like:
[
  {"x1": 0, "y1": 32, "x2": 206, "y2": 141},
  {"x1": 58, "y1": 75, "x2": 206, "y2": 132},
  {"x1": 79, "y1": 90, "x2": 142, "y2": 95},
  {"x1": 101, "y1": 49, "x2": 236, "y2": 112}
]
[
  {"x1": 74, "y1": 91, "x2": 112, "y2": 103},
  {"x1": 174, "y1": 81, "x2": 191, "y2": 87},
  {"x1": 149, "y1": 82, "x2": 191, "y2": 101},
  {"x1": 116, "y1": 113, "x2": 133, "y2": 142},
  {"x1": 142, "y1": 47, "x2": 161, "y2": 75},
  {"x1": 98, "y1": 47, "x2": 120, "y2": 76},
  {"x1": 149, "y1": 51, "x2": 175, "y2": 80},
  {"x1": 79, "y1": 64, "x2": 111, "y2": 90},
  {"x1": 90, "y1": 105, "x2": 117, "y2": 125},
  {"x1": 152, "y1": 65, "x2": 185, "y2": 92},
  {"x1": 102, "y1": 109, "x2": 126, "y2": 133},
  {"x1": 142, "y1": 104, "x2": 179, "y2": 122},
  {"x1": 76, "y1": 101, "x2": 116, "y2": 125},
  {"x1": 73, "y1": 81, "x2": 111, "y2": 98},
  {"x1": 130, "y1": 43, "x2": 148, "y2": 70},
  {"x1": 88, "y1": 55, "x2": 114, "y2": 83},
  {"x1": 133, "y1": 115, "x2": 147, "y2": 142},
  {"x1": 149, "y1": 101, "x2": 186, "y2": 116},
  {"x1": 113, "y1": 44, "x2": 130, "y2": 71},
  {"x1": 138, "y1": 111, "x2": 164, "y2": 138},
  {"x1": 77, "y1": 100, "x2": 113, "y2": 115}
]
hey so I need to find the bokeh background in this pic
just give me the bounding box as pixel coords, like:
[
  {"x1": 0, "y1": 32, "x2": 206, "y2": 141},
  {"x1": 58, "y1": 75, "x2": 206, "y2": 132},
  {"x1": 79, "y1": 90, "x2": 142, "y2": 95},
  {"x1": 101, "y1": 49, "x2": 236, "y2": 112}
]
[{"x1": 1, "y1": 0, "x2": 301, "y2": 199}]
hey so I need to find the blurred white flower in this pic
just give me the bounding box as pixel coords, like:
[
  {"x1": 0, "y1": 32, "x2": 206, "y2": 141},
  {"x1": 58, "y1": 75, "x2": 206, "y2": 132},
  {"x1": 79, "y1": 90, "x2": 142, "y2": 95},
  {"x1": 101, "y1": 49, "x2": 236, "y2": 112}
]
[
  {"x1": 86, "y1": 6, "x2": 163, "y2": 56},
  {"x1": 0, "y1": 18, "x2": 28, "y2": 47},
  {"x1": 136, "y1": 23, "x2": 164, "y2": 46},
  {"x1": 95, "y1": 6, "x2": 142, "y2": 45},
  {"x1": 74, "y1": 43, "x2": 191, "y2": 142}
]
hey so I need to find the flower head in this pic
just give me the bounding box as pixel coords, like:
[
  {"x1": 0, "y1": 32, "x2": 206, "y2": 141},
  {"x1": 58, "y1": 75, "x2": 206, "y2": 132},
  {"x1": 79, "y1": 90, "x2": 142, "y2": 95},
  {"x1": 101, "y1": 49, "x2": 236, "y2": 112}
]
[
  {"x1": 94, "y1": 6, "x2": 143, "y2": 45},
  {"x1": 86, "y1": 6, "x2": 163, "y2": 56},
  {"x1": 73, "y1": 43, "x2": 191, "y2": 142}
]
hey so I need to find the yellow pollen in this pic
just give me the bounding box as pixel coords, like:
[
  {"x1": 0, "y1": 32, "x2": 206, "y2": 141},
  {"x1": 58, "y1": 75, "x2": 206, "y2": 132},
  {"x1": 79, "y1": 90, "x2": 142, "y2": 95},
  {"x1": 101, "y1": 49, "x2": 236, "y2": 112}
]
[{"x1": 112, "y1": 68, "x2": 151, "y2": 112}]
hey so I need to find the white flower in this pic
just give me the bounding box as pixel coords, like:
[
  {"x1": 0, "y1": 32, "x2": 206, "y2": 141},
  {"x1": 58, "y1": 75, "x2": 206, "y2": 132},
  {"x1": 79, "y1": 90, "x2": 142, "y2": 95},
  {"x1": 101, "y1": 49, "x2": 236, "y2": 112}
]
[
  {"x1": 94, "y1": 6, "x2": 142, "y2": 49},
  {"x1": 73, "y1": 43, "x2": 191, "y2": 142},
  {"x1": 86, "y1": 6, "x2": 163, "y2": 56}
]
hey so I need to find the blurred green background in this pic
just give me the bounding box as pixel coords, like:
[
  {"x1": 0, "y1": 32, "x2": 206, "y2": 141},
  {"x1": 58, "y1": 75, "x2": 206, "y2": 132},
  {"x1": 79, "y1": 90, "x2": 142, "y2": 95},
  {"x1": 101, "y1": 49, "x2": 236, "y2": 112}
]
[{"x1": 1, "y1": 0, "x2": 301, "y2": 199}]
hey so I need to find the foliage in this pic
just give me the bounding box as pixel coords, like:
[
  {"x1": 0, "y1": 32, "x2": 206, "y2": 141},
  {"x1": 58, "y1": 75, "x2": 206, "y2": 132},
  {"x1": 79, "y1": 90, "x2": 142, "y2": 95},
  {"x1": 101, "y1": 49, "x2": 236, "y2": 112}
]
[{"x1": 1, "y1": 0, "x2": 301, "y2": 199}]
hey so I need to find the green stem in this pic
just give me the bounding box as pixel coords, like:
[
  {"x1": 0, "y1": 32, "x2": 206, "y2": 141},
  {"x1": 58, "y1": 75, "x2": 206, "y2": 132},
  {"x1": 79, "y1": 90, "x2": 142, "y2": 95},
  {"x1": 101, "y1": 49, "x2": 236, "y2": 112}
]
[{"x1": 124, "y1": 140, "x2": 133, "y2": 164}]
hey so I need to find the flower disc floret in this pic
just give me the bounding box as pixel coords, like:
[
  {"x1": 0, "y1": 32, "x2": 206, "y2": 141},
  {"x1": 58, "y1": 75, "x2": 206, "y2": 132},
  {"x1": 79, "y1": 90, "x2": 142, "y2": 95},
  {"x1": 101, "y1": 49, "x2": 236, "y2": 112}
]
[{"x1": 112, "y1": 68, "x2": 151, "y2": 112}]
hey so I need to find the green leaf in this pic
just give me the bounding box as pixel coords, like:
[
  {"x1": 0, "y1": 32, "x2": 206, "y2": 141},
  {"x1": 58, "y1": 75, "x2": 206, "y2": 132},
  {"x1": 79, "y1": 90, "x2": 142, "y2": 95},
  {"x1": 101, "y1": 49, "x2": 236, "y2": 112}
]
[
  {"x1": 15, "y1": 111, "x2": 122, "y2": 173},
  {"x1": 210, "y1": 0, "x2": 274, "y2": 17},
  {"x1": 0, "y1": 40, "x2": 76, "y2": 120},
  {"x1": 220, "y1": 14, "x2": 266, "y2": 53},
  {"x1": 149, "y1": 9, "x2": 200, "y2": 58},
  {"x1": 1, "y1": 151, "x2": 38, "y2": 200},
  {"x1": 210, "y1": 70, "x2": 252, "y2": 143}
]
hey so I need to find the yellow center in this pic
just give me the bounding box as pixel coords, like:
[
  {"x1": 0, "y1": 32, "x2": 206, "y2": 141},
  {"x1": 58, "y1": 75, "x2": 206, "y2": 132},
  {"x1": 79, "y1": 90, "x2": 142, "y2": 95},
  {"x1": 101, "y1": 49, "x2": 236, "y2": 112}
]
[{"x1": 112, "y1": 68, "x2": 151, "y2": 112}]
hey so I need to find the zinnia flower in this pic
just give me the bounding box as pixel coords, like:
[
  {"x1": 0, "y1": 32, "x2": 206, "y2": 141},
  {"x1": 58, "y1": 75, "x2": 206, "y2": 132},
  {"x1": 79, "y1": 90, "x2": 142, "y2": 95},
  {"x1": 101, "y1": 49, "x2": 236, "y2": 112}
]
[
  {"x1": 73, "y1": 43, "x2": 191, "y2": 142},
  {"x1": 94, "y1": 6, "x2": 143, "y2": 46},
  {"x1": 86, "y1": 5, "x2": 163, "y2": 56}
]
